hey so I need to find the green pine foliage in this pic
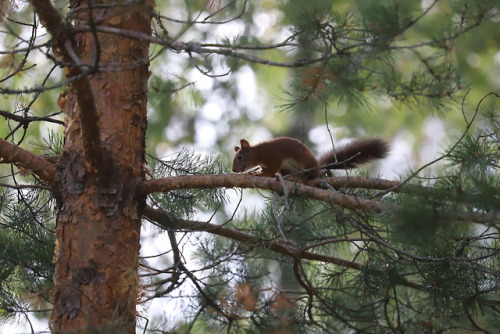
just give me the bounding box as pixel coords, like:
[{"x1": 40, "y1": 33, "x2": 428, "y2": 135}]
[
  {"x1": 157, "y1": 95, "x2": 500, "y2": 332},
  {"x1": 0, "y1": 187, "x2": 54, "y2": 323},
  {"x1": 275, "y1": 0, "x2": 473, "y2": 113},
  {"x1": 147, "y1": 149, "x2": 227, "y2": 223},
  {"x1": 0, "y1": 132, "x2": 59, "y2": 323}
]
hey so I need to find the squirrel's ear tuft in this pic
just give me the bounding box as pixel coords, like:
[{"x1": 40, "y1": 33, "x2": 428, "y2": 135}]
[
  {"x1": 240, "y1": 139, "x2": 250, "y2": 148},
  {"x1": 234, "y1": 146, "x2": 240, "y2": 152}
]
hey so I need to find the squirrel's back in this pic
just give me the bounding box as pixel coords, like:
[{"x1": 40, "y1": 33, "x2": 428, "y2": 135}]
[{"x1": 244, "y1": 137, "x2": 319, "y2": 177}]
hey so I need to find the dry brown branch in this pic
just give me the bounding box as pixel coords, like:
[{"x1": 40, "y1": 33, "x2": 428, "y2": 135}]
[
  {"x1": 0, "y1": 138, "x2": 56, "y2": 184},
  {"x1": 72, "y1": 24, "x2": 331, "y2": 68},
  {"x1": 0, "y1": 109, "x2": 65, "y2": 125}
]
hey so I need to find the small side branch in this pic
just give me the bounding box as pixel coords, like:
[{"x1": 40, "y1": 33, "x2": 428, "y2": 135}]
[
  {"x1": 30, "y1": 0, "x2": 103, "y2": 174},
  {"x1": 0, "y1": 109, "x2": 65, "y2": 125},
  {"x1": 0, "y1": 139, "x2": 56, "y2": 184}
]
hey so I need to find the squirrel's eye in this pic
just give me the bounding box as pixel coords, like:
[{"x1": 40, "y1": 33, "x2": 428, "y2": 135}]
[{"x1": 237, "y1": 155, "x2": 243, "y2": 161}]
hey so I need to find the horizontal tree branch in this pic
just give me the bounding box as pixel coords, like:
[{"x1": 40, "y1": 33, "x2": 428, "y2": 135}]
[
  {"x1": 73, "y1": 25, "x2": 331, "y2": 68},
  {"x1": 0, "y1": 139, "x2": 56, "y2": 184},
  {"x1": 71, "y1": 19, "x2": 483, "y2": 70},
  {"x1": 143, "y1": 205, "x2": 424, "y2": 291},
  {"x1": 310, "y1": 177, "x2": 403, "y2": 192},
  {"x1": 143, "y1": 205, "x2": 364, "y2": 270},
  {"x1": 0, "y1": 109, "x2": 65, "y2": 125},
  {"x1": 30, "y1": 0, "x2": 103, "y2": 174},
  {"x1": 141, "y1": 174, "x2": 499, "y2": 226},
  {"x1": 139, "y1": 174, "x2": 387, "y2": 213},
  {"x1": 312, "y1": 177, "x2": 500, "y2": 225}
]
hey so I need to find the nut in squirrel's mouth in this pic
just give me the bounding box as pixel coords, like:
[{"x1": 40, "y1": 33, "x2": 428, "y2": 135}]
[{"x1": 243, "y1": 166, "x2": 262, "y2": 174}]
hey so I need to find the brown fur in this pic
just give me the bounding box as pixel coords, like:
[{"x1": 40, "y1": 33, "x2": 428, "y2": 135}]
[
  {"x1": 232, "y1": 137, "x2": 319, "y2": 179},
  {"x1": 319, "y1": 138, "x2": 389, "y2": 169},
  {"x1": 232, "y1": 137, "x2": 389, "y2": 180}
]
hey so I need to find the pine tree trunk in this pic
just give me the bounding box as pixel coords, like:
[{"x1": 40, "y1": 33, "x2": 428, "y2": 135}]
[{"x1": 50, "y1": 1, "x2": 151, "y2": 332}]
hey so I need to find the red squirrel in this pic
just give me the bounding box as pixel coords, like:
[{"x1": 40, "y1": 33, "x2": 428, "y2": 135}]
[{"x1": 232, "y1": 137, "x2": 389, "y2": 180}]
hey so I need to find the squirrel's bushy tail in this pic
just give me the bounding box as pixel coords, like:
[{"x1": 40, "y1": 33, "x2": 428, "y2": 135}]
[{"x1": 318, "y1": 138, "x2": 389, "y2": 169}]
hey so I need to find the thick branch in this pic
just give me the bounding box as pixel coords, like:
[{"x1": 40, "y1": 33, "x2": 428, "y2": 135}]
[
  {"x1": 0, "y1": 139, "x2": 56, "y2": 184},
  {"x1": 141, "y1": 174, "x2": 499, "y2": 226},
  {"x1": 311, "y1": 177, "x2": 500, "y2": 225},
  {"x1": 139, "y1": 174, "x2": 387, "y2": 213},
  {"x1": 30, "y1": 0, "x2": 103, "y2": 173}
]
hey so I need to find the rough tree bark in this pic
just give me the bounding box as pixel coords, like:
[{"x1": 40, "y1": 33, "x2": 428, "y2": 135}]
[{"x1": 31, "y1": 1, "x2": 153, "y2": 332}]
